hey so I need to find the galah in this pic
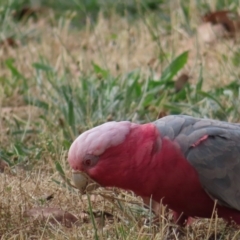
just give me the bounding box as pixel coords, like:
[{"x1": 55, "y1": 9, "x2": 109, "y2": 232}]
[{"x1": 68, "y1": 115, "x2": 240, "y2": 225}]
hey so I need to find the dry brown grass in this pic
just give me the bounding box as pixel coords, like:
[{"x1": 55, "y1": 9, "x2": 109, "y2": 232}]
[
  {"x1": 1, "y1": 3, "x2": 240, "y2": 239},
  {"x1": 1, "y1": 9, "x2": 239, "y2": 95},
  {"x1": 0, "y1": 167, "x2": 239, "y2": 239}
]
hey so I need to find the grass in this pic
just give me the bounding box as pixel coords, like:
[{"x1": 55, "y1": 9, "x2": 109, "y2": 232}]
[{"x1": 0, "y1": 0, "x2": 240, "y2": 239}]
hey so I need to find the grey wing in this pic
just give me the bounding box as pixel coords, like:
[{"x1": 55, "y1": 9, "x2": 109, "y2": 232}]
[
  {"x1": 154, "y1": 115, "x2": 240, "y2": 211},
  {"x1": 185, "y1": 133, "x2": 240, "y2": 211}
]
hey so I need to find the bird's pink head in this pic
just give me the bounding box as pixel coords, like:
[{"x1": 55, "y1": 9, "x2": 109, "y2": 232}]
[
  {"x1": 68, "y1": 121, "x2": 134, "y2": 182},
  {"x1": 68, "y1": 121, "x2": 159, "y2": 193}
]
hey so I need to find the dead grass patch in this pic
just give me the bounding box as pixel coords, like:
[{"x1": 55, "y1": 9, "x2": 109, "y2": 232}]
[{"x1": 1, "y1": 4, "x2": 240, "y2": 239}]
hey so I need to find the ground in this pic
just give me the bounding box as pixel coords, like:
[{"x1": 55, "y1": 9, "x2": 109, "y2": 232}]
[{"x1": 0, "y1": 0, "x2": 240, "y2": 239}]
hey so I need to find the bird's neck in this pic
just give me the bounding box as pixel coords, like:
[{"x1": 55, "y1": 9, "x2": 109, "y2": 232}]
[
  {"x1": 121, "y1": 124, "x2": 195, "y2": 200},
  {"x1": 115, "y1": 123, "x2": 161, "y2": 195},
  {"x1": 131, "y1": 130, "x2": 206, "y2": 211},
  {"x1": 90, "y1": 123, "x2": 159, "y2": 193},
  {"x1": 94, "y1": 123, "x2": 210, "y2": 215}
]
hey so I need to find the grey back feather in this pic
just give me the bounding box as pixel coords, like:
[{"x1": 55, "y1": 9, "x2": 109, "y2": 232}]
[{"x1": 153, "y1": 115, "x2": 240, "y2": 211}]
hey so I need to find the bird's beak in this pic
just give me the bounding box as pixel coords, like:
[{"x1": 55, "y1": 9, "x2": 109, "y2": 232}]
[
  {"x1": 72, "y1": 170, "x2": 100, "y2": 194},
  {"x1": 72, "y1": 170, "x2": 88, "y2": 193}
]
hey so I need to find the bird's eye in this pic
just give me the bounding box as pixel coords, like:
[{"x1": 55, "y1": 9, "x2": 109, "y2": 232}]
[
  {"x1": 84, "y1": 159, "x2": 91, "y2": 166},
  {"x1": 83, "y1": 154, "x2": 99, "y2": 167}
]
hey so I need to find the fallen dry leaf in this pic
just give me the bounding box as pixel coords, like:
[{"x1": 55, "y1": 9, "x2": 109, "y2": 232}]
[
  {"x1": 157, "y1": 110, "x2": 168, "y2": 119},
  {"x1": 148, "y1": 57, "x2": 158, "y2": 68},
  {"x1": 198, "y1": 10, "x2": 240, "y2": 43},
  {"x1": 85, "y1": 210, "x2": 115, "y2": 228},
  {"x1": 13, "y1": 7, "x2": 41, "y2": 21},
  {"x1": 45, "y1": 193, "x2": 54, "y2": 201},
  {"x1": 197, "y1": 22, "x2": 227, "y2": 43},
  {"x1": 0, "y1": 160, "x2": 9, "y2": 173},
  {"x1": 0, "y1": 37, "x2": 18, "y2": 48},
  {"x1": 23, "y1": 207, "x2": 79, "y2": 228},
  {"x1": 202, "y1": 10, "x2": 239, "y2": 34},
  {"x1": 175, "y1": 73, "x2": 189, "y2": 92}
]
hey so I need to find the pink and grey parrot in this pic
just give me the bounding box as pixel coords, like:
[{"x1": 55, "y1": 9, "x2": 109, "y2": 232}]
[{"x1": 68, "y1": 115, "x2": 240, "y2": 225}]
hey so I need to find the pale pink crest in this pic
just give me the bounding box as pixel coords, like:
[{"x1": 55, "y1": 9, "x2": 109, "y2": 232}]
[{"x1": 68, "y1": 121, "x2": 132, "y2": 167}]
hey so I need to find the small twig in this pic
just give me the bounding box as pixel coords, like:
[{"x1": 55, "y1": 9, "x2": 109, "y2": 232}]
[
  {"x1": 207, "y1": 200, "x2": 218, "y2": 239},
  {"x1": 87, "y1": 194, "x2": 99, "y2": 240},
  {"x1": 98, "y1": 193, "x2": 138, "y2": 224}
]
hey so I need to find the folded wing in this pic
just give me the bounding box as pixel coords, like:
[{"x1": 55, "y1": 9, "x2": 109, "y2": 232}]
[{"x1": 154, "y1": 115, "x2": 240, "y2": 211}]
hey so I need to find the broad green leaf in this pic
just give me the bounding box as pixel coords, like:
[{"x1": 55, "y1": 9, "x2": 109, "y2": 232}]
[
  {"x1": 32, "y1": 62, "x2": 54, "y2": 72},
  {"x1": 198, "y1": 91, "x2": 225, "y2": 112},
  {"x1": 196, "y1": 65, "x2": 203, "y2": 92},
  {"x1": 5, "y1": 58, "x2": 24, "y2": 79},
  {"x1": 92, "y1": 63, "x2": 108, "y2": 79},
  {"x1": 160, "y1": 51, "x2": 189, "y2": 82},
  {"x1": 55, "y1": 161, "x2": 65, "y2": 176},
  {"x1": 24, "y1": 97, "x2": 49, "y2": 110}
]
